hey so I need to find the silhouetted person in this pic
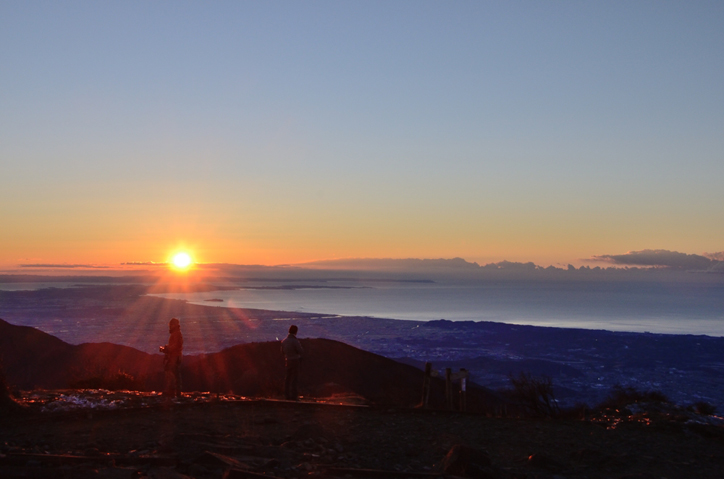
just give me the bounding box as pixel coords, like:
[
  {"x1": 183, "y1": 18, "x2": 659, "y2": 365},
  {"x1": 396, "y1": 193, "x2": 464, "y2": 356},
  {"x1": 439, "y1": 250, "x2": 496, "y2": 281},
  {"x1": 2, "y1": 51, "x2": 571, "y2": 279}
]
[
  {"x1": 160, "y1": 317, "x2": 183, "y2": 398},
  {"x1": 281, "y1": 324, "x2": 303, "y2": 400}
]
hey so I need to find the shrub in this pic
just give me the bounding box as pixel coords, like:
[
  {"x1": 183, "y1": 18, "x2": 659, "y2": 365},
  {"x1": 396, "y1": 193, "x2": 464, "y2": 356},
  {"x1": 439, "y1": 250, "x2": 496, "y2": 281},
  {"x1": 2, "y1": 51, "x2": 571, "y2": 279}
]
[
  {"x1": 505, "y1": 372, "x2": 560, "y2": 417},
  {"x1": 599, "y1": 385, "x2": 669, "y2": 410},
  {"x1": 0, "y1": 361, "x2": 23, "y2": 414},
  {"x1": 0, "y1": 363, "x2": 8, "y2": 397},
  {"x1": 558, "y1": 402, "x2": 591, "y2": 420},
  {"x1": 69, "y1": 370, "x2": 142, "y2": 391},
  {"x1": 689, "y1": 401, "x2": 717, "y2": 416}
]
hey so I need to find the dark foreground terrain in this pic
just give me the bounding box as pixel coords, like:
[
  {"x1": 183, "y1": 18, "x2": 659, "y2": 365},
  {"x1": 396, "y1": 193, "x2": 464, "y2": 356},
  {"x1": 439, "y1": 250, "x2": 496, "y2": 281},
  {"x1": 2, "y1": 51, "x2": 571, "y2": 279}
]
[{"x1": 2, "y1": 393, "x2": 724, "y2": 479}]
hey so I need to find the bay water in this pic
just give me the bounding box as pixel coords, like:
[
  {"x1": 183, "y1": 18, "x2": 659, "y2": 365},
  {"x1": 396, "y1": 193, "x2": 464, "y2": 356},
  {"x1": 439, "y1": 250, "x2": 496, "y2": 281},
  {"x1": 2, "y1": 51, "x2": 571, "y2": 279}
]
[{"x1": 150, "y1": 279, "x2": 724, "y2": 337}]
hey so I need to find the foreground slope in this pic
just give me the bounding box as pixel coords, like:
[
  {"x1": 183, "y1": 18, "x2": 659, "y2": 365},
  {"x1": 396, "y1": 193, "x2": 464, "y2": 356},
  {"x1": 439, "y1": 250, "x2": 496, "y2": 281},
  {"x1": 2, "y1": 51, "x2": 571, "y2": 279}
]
[{"x1": 2, "y1": 397, "x2": 724, "y2": 479}]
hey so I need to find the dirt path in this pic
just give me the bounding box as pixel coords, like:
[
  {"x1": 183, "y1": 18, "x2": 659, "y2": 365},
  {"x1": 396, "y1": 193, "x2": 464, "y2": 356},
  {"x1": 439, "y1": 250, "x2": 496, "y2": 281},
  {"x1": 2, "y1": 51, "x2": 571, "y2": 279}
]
[{"x1": 2, "y1": 397, "x2": 723, "y2": 478}]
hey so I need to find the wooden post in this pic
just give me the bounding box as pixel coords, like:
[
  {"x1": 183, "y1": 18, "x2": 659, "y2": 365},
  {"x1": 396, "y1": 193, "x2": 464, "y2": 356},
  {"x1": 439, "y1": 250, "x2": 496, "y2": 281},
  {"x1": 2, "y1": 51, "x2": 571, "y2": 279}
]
[
  {"x1": 422, "y1": 362, "x2": 432, "y2": 409},
  {"x1": 459, "y1": 368, "x2": 467, "y2": 412},
  {"x1": 445, "y1": 368, "x2": 453, "y2": 410}
]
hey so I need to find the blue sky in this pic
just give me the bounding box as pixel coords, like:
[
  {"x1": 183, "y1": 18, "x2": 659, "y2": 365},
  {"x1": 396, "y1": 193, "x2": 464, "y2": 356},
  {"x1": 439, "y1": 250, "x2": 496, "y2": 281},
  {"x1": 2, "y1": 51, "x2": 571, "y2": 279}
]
[{"x1": 1, "y1": 1, "x2": 723, "y2": 267}]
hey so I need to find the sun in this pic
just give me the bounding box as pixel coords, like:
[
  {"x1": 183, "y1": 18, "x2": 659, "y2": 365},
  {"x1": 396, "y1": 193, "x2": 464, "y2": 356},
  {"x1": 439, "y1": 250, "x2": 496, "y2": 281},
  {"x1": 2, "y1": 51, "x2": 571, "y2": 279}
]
[{"x1": 171, "y1": 252, "x2": 193, "y2": 269}]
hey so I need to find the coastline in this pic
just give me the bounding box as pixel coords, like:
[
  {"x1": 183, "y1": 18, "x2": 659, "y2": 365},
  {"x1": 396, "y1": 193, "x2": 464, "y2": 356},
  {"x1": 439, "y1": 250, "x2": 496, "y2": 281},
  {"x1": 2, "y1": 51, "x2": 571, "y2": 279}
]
[
  {"x1": 146, "y1": 278, "x2": 724, "y2": 337},
  {"x1": 2, "y1": 282, "x2": 724, "y2": 407}
]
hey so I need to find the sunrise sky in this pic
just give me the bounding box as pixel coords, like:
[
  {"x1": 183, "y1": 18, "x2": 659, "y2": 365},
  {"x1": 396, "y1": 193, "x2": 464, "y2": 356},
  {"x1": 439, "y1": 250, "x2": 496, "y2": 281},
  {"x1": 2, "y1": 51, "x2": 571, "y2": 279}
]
[{"x1": 1, "y1": 2, "x2": 722, "y2": 269}]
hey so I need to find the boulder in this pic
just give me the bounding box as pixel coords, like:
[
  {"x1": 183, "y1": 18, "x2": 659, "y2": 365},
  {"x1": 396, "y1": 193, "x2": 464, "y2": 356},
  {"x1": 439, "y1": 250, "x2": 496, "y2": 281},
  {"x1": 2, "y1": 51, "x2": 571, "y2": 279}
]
[{"x1": 438, "y1": 444, "x2": 500, "y2": 479}]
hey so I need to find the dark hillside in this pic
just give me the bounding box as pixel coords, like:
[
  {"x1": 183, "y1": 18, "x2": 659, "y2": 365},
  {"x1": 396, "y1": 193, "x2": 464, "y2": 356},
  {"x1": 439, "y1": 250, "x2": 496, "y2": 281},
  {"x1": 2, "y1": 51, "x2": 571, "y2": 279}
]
[
  {"x1": 183, "y1": 339, "x2": 505, "y2": 412},
  {"x1": 0, "y1": 318, "x2": 75, "y2": 388},
  {"x1": 0, "y1": 318, "x2": 161, "y2": 389},
  {"x1": 0, "y1": 318, "x2": 503, "y2": 412}
]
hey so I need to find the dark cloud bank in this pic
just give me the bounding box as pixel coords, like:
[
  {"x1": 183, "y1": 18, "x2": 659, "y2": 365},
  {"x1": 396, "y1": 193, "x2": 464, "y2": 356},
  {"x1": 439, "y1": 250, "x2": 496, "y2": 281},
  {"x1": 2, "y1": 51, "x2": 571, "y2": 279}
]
[
  {"x1": 298, "y1": 249, "x2": 724, "y2": 274},
  {"x1": 590, "y1": 249, "x2": 724, "y2": 273}
]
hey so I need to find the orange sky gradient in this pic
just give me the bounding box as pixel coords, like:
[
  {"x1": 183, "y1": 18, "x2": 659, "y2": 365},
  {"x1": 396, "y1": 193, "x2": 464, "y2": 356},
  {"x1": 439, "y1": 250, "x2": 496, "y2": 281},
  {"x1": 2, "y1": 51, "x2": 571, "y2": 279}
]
[{"x1": 2, "y1": 3, "x2": 722, "y2": 271}]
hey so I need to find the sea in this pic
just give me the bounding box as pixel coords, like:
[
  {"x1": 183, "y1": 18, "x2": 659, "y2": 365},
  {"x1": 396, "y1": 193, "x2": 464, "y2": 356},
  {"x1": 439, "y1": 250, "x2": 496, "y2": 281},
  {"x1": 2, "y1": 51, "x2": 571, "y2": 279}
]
[
  {"x1": 2, "y1": 278, "x2": 724, "y2": 337},
  {"x1": 148, "y1": 278, "x2": 724, "y2": 337}
]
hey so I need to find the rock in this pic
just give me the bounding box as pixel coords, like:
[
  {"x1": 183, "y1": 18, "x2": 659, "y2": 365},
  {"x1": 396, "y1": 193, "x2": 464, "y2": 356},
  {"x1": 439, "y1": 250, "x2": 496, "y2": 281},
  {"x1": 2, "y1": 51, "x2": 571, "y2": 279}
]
[
  {"x1": 193, "y1": 451, "x2": 249, "y2": 470},
  {"x1": 290, "y1": 423, "x2": 330, "y2": 442},
  {"x1": 147, "y1": 467, "x2": 192, "y2": 479},
  {"x1": 438, "y1": 444, "x2": 499, "y2": 479},
  {"x1": 187, "y1": 463, "x2": 209, "y2": 477},
  {"x1": 96, "y1": 467, "x2": 141, "y2": 479},
  {"x1": 527, "y1": 453, "x2": 564, "y2": 472},
  {"x1": 253, "y1": 417, "x2": 278, "y2": 425},
  {"x1": 570, "y1": 448, "x2": 611, "y2": 466},
  {"x1": 84, "y1": 447, "x2": 102, "y2": 457}
]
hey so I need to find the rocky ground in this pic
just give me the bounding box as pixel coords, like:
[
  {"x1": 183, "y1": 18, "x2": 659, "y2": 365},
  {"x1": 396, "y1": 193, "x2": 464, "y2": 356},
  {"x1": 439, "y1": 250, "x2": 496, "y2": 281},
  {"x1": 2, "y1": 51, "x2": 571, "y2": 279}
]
[{"x1": 1, "y1": 390, "x2": 724, "y2": 479}]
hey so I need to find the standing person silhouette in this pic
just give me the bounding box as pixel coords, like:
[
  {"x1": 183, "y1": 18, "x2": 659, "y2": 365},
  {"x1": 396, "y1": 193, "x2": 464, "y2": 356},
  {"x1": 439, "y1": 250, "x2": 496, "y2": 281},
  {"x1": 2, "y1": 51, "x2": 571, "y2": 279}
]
[
  {"x1": 160, "y1": 317, "x2": 183, "y2": 398},
  {"x1": 281, "y1": 325, "x2": 303, "y2": 400}
]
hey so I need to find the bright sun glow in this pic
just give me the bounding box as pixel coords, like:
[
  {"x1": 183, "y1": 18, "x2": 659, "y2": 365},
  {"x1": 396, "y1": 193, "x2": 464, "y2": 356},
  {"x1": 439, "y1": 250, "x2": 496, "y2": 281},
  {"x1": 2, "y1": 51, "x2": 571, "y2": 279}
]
[{"x1": 172, "y1": 252, "x2": 193, "y2": 269}]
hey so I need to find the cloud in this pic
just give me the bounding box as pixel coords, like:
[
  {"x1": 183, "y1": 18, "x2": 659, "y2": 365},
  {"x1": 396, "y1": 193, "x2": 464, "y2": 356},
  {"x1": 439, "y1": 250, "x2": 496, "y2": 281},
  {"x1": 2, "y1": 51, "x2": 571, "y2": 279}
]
[
  {"x1": 298, "y1": 257, "x2": 481, "y2": 270},
  {"x1": 590, "y1": 250, "x2": 714, "y2": 270},
  {"x1": 707, "y1": 262, "x2": 724, "y2": 273},
  {"x1": 480, "y1": 261, "x2": 539, "y2": 271},
  {"x1": 20, "y1": 264, "x2": 110, "y2": 269},
  {"x1": 121, "y1": 262, "x2": 167, "y2": 266},
  {"x1": 704, "y1": 251, "x2": 724, "y2": 262}
]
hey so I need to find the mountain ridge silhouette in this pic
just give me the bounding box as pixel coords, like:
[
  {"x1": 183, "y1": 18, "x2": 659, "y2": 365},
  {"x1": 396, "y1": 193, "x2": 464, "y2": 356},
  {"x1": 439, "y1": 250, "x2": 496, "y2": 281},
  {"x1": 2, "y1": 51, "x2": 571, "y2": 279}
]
[{"x1": 0, "y1": 318, "x2": 504, "y2": 412}]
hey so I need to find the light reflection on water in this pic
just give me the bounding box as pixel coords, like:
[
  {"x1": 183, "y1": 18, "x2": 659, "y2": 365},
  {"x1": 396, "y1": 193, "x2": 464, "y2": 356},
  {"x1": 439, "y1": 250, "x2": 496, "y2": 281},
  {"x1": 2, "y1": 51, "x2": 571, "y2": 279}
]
[
  {"x1": 149, "y1": 280, "x2": 724, "y2": 336},
  {"x1": 0, "y1": 282, "x2": 86, "y2": 291}
]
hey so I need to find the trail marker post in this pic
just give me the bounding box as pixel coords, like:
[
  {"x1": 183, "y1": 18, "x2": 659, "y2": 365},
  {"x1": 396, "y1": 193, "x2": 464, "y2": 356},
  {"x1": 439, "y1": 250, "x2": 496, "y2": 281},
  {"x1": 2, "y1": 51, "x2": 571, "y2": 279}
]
[
  {"x1": 445, "y1": 368, "x2": 453, "y2": 410},
  {"x1": 458, "y1": 368, "x2": 468, "y2": 412},
  {"x1": 422, "y1": 362, "x2": 432, "y2": 409},
  {"x1": 447, "y1": 368, "x2": 470, "y2": 412}
]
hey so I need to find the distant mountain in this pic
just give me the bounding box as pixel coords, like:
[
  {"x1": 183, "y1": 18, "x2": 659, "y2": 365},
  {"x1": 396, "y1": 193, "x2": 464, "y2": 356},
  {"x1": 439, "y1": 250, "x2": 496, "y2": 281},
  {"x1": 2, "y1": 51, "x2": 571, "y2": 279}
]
[{"x1": 0, "y1": 318, "x2": 504, "y2": 413}]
